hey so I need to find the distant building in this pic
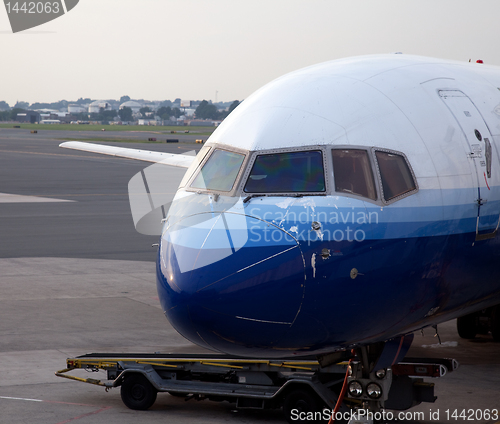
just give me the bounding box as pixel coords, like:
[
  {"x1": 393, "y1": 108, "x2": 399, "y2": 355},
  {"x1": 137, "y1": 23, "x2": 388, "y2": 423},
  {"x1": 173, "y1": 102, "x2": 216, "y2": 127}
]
[
  {"x1": 68, "y1": 104, "x2": 87, "y2": 114},
  {"x1": 16, "y1": 111, "x2": 40, "y2": 123},
  {"x1": 51, "y1": 112, "x2": 75, "y2": 123},
  {"x1": 161, "y1": 119, "x2": 183, "y2": 126},
  {"x1": 138, "y1": 119, "x2": 157, "y2": 126},
  {"x1": 119, "y1": 100, "x2": 142, "y2": 114},
  {"x1": 188, "y1": 120, "x2": 216, "y2": 127},
  {"x1": 88, "y1": 101, "x2": 112, "y2": 114},
  {"x1": 34, "y1": 108, "x2": 59, "y2": 114}
]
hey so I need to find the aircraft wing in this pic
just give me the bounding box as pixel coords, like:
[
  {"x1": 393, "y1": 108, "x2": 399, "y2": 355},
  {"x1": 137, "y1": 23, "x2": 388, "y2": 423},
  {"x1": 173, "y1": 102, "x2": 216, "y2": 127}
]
[{"x1": 59, "y1": 141, "x2": 195, "y2": 168}]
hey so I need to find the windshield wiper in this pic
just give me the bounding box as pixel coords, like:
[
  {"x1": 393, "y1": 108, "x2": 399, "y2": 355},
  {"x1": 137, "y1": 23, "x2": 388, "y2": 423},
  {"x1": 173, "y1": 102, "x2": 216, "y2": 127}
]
[{"x1": 243, "y1": 194, "x2": 266, "y2": 204}]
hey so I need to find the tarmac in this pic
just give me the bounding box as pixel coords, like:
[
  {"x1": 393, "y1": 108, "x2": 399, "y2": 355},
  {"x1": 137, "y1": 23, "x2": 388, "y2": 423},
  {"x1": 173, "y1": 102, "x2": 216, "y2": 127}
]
[{"x1": 0, "y1": 127, "x2": 499, "y2": 423}]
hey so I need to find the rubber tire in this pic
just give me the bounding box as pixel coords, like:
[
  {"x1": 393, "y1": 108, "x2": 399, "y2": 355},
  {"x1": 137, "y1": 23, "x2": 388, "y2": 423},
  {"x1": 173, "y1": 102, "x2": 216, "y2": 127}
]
[
  {"x1": 491, "y1": 305, "x2": 500, "y2": 342},
  {"x1": 457, "y1": 314, "x2": 477, "y2": 339},
  {"x1": 283, "y1": 388, "x2": 325, "y2": 424},
  {"x1": 120, "y1": 373, "x2": 158, "y2": 410}
]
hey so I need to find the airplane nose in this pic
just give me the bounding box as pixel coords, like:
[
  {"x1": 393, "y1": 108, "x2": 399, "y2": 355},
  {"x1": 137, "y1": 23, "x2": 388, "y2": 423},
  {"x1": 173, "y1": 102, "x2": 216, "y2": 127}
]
[{"x1": 157, "y1": 212, "x2": 305, "y2": 355}]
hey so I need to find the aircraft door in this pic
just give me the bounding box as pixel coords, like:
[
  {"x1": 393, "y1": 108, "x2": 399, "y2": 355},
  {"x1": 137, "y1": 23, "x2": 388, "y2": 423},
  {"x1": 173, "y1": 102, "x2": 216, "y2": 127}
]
[{"x1": 439, "y1": 90, "x2": 500, "y2": 239}]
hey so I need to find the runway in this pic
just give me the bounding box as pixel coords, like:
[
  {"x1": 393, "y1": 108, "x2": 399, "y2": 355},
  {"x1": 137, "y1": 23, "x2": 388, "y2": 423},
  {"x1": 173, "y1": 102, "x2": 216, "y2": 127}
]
[{"x1": 0, "y1": 127, "x2": 498, "y2": 423}]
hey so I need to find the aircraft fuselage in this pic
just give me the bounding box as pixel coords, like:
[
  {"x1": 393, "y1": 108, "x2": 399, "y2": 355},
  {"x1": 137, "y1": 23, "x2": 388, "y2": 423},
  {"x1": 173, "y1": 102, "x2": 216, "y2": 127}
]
[{"x1": 156, "y1": 54, "x2": 500, "y2": 357}]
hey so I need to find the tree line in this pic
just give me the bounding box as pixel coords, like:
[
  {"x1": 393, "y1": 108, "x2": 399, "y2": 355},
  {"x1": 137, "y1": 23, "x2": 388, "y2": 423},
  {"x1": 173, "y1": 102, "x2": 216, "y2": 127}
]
[{"x1": 195, "y1": 100, "x2": 240, "y2": 120}]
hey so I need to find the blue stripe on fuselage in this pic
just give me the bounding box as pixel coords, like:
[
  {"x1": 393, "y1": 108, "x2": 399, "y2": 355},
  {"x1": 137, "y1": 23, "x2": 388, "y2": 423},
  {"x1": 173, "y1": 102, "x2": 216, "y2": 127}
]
[
  {"x1": 164, "y1": 188, "x2": 497, "y2": 250},
  {"x1": 157, "y1": 188, "x2": 500, "y2": 357}
]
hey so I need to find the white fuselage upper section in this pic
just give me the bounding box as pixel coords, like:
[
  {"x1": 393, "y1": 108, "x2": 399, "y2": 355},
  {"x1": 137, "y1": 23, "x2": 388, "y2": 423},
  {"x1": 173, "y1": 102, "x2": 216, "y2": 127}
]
[{"x1": 207, "y1": 54, "x2": 500, "y2": 192}]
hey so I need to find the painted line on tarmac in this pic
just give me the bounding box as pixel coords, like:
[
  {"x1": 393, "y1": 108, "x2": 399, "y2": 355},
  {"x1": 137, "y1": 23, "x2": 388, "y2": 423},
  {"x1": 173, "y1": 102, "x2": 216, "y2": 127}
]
[
  {"x1": 0, "y1": 395, "x2": 43, "y2": 402},
  {"x1": 0, "y1": 193, "x2": 75, "y2": 203},
  {"x1": 0, "y1": 395, "x2": 113, "y2": 423},
  {"x1": 0, "y1": 395, "x2": 108, "y2": 408}
]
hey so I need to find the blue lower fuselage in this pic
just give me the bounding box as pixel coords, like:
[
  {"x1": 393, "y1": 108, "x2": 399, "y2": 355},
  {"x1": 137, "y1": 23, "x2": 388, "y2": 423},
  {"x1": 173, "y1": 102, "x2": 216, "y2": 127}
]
[{"x1": 156, "y1": 189, "x2": 500, "y2": 357}]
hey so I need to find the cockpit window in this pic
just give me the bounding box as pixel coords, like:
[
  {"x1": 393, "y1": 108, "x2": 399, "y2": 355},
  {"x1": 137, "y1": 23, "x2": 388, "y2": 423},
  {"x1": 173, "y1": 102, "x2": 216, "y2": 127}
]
[
  {"x1": 375, "y1": 150, "x2": 416, "y2": 201},
  {"x1": 179, "y1": 145, "x2": 211, "y2": 188},
  {"x1": 244, "y1": 150, "x2": 325, "y2": 193},
  {"x1": 332, "y1": 149, "x2": 377, "y2": 200},
  {"x1": 191, "y1": 149, "x2": 245, "y2": 192}
]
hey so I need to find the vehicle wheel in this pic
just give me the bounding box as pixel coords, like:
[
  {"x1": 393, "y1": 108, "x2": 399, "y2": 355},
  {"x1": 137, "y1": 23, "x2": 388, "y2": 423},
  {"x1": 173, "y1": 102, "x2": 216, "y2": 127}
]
[
  {"x1": 491, "y1": 306, "x2": 500, "y2": 342},
  {"x1": 457, "y1": 314, "x2": 477, "y2": 339},
  {"x1": 283, "y1": 388, "x2": 326, "y2": 424},
  {"x1": 120, "y1": 373, "x2": 158, "y2": 410}
]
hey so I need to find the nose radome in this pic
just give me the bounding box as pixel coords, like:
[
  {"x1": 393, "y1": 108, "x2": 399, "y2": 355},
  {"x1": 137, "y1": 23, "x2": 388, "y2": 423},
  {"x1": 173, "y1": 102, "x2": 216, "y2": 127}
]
[{"x1": 157, "y1": 212, "x2": 306, "y2": 354}]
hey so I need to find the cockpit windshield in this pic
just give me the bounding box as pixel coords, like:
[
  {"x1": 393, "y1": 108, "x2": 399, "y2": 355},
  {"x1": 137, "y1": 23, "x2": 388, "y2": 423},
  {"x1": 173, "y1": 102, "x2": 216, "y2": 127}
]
[
  {"x1": 191, "y1": 149, "x2": 245, "y2": 192},
  {"x1": 332, "y1": 149, "x2": 377, "y2": 200},
  {"x1": 375, "y1": 150, "x2": 416, "y2": 201},
  {"x1": 244, "y1": 150, "x2": 325, "y2": 193},
  {"x1": 179, "y1": 145, "x2": 211, "y2": 188}
]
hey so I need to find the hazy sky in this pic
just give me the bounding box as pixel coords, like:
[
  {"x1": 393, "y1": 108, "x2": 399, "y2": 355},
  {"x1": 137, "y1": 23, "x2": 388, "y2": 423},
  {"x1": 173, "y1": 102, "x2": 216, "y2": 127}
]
[{"x1": 1, "y1": 0, "x2": 500, "y2": 106}]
